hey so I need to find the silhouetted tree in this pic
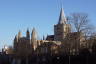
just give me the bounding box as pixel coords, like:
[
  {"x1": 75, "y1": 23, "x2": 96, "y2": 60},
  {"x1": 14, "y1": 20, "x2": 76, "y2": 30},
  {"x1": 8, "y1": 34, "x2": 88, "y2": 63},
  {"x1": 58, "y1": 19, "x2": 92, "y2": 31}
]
[
  {"x1": 68, "y1": 13, "x2": 91, "y2": 32},
  {"x1": 66, "y1": 13, "x2": 95, "y2": 55}
]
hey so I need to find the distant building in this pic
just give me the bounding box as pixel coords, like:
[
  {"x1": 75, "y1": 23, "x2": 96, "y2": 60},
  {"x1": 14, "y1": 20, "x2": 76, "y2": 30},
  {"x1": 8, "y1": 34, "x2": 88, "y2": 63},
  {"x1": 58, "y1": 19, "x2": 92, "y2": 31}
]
[
  {"x1": 12, "y1": 7, "x2": 86, "y2": 57},
  {"x1": 13, "y1": 28, "x2": 37, "y2": 57},
  {"x1": 2, "y1": 45, "x2": 13, "y2": 54}
]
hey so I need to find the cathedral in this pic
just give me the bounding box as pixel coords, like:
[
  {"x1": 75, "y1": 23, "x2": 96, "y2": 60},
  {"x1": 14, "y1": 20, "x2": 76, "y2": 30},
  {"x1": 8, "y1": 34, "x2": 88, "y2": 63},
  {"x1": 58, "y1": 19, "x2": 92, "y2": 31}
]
[
  {"x1": 0, "y1": 7, "x2": 87, "y2": 64},
  {"x1": 12, "y1": 7, "x2": 85, "y2": 58}
]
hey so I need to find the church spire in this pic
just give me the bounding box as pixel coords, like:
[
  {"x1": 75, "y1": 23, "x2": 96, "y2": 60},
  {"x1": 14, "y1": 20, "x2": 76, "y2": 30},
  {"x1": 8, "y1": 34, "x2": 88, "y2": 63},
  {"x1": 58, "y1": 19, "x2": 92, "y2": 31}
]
[
  {"x1": 43, "y1": 35, "x2": 45, "y2": 40},
  {"x1": 31, "y1": 28, "x2": 37, "y2": 50},
  {"x1": 14, "y1": 35, "x2": 18, "y2": 42},
  {"x1": 16, "y1": 35, "x2": 18, "y2": 42},
  {"x1": 31, "y1": 28, "x2": 37, "y2": 40},
  {"x1": 58, "y1": 7, "x2": 67, "y2": 24},
  {"x1": 18, "y1": 30, "x2": 22, "y2": 39},
  {"x1": 26, "y1": 28, "x2": 30, "y2": 39}
]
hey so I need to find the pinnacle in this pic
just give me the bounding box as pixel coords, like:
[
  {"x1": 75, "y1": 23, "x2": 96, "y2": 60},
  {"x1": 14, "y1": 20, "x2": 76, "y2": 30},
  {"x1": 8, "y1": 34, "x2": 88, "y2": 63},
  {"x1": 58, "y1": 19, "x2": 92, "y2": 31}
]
[{"x1": 58, "y1": 7, "x2": 67, "y2": 24}]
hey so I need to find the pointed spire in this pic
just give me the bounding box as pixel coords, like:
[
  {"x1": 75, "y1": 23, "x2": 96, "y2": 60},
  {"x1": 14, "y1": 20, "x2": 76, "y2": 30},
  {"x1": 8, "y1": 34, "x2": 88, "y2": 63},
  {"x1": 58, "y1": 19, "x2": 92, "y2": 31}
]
[
  {"x1": 26, "y1": 28, "x2": 30, "y2": 39},
  {"x1": 43, "y1": 35, "x2": 45, "y2": 40},
  {"x1": 31, "y1": 28, "x2": 37, "y2": 50},
  {"x1": 31, "y1": 28, "x2": 37, "y2": 40},
  {"x1": 14, "y1": 35, "x2": 17, "y2": 42},
  {"x1": 18, "y1": 30, "x2": 22, "y2": 38},
  {"x1": 16, "y1": 35, "x2": 18, "y2": 42},
  {"x1": 58, "y1": 7, "x2": 67, "y2": 24}
]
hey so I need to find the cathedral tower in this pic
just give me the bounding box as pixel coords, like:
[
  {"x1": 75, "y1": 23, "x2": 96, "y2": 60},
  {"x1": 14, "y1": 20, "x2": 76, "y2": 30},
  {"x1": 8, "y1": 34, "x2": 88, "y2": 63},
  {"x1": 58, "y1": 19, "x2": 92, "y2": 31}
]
[
  {"x1": 14, "y1": 35, "x2": 18, "y2": 43},
  {"x1": 26, "y1": 28, "x2": 30, "y2": 39},
  {"x1": 18, "y1": 30, "x2": 22, "y2": 39},
  {"x1": 14, "y1": 35, "x2": 18, "y2": 52},
  {"x1": 31, "y1": 28, "x2": 37, "y2": 50},
  {"x1": 54, "y1": 8, "x2": 71, "y2": 41}
]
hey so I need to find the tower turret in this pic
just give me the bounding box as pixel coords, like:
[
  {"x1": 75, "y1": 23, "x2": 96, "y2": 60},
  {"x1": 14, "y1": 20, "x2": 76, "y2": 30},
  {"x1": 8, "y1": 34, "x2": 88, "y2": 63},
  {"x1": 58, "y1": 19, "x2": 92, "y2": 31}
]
[
  {"x1": 31, "y1": 28, "x2": 37, "y2": 50},
  {"x1": 14, "y1": 35, "x2": 18, "y2": 52},
  {"x1": 31, "y1": 28, "x2": 37, "y2": 40},
  {"x1": 16, "y1": 35, "x2": 18, "y2": 42},
  {"x1": 26, "y1": 28, "x2": 30, "y2": 39},
  {"x1": 18, "y1": 30, "x2": 22, "y2": 39},
  {"x1": 14, "y1": 35, "x2": 18, "y2": 43},
  {"x1": 54, "y1": 7, "x2": 71, "y2": 41},
  {"x1": 43, "y1": 35, "x2": 45, "y2": 40}
]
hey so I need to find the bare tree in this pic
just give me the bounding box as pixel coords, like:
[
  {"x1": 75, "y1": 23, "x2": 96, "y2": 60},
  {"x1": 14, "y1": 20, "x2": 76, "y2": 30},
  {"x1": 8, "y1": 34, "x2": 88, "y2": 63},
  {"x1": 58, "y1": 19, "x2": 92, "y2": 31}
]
[
  {"x1": 67, "y1": 13, "x2": 95, "y2": 52},
  {"x1": 69, "y1": 13, "x2": 91, "y2": 33},
  {"x1": 68, "y1": 13, "x2": 94, "y2": 42}
]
